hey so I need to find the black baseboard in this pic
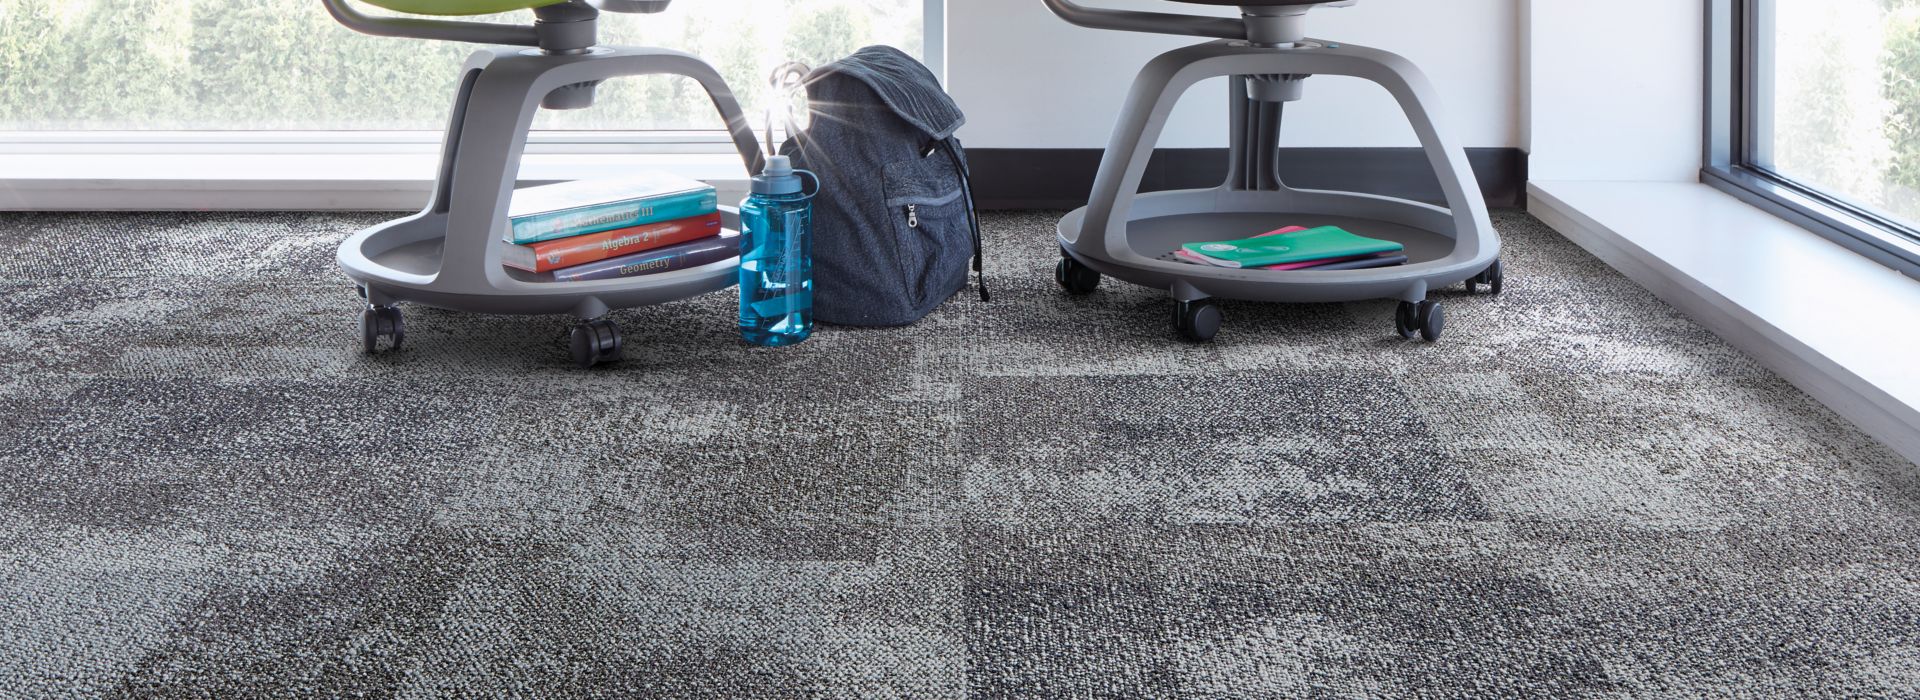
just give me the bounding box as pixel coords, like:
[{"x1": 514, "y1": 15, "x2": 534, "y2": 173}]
[{"x1": 966, "y1": 147, "x2": 1527, "y2": 211}]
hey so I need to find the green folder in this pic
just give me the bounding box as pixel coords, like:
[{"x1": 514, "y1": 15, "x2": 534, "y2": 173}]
[{"x1": 1181, "y1": 226, "x2": 1405, "y2": 268}]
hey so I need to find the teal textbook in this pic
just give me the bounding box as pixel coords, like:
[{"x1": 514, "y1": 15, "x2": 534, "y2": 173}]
[
  {"x1": 1181, "y1": 226, "x2": 1404, "y2": 268},
  {"x1": 507, "y1": 173, "x2": 719, "y2": 244}
]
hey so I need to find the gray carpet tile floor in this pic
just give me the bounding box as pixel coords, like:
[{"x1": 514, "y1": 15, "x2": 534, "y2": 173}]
[{"x1": 0, "y1": 208, "x2": 1917, "y2": 698}]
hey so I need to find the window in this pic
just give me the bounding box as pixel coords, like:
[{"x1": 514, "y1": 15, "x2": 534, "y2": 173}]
[
  {"x1": 0, "y1": 0, "x2": 929, "y2": 135},
  {"x1": 1704, "y1": 0, "x2": 1920, "y2": 275}
]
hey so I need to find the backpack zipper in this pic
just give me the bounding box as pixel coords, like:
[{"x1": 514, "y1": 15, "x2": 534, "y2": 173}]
[{"x1": 906, "y1": 204, "x2": 919, "y2": 229}]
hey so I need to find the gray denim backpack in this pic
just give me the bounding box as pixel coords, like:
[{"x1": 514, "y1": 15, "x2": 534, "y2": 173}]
[{"x1": 780, "y1": 46, "x2": 986, "y2": 327}]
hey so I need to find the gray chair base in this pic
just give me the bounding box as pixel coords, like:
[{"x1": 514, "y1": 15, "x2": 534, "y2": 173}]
[
  {"x1": 337, "y1": 45, "x2": 763, "y2": 357},
  {"x1": 1056, "y1": 38, "x2": 1502, "y2": 340}
]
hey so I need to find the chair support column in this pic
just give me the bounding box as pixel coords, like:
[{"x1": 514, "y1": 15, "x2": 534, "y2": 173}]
[{"x1": 1225, "y1": 76, "x2": 1290, "y2": 192}]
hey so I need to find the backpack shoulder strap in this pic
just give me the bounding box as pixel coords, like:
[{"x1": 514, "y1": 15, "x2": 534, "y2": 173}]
[{"x1": 937, "y1": 138, "x2": 989, "y2": 302}]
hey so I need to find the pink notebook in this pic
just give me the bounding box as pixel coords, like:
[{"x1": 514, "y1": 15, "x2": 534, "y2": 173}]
[{"x1": 1175, "y1": 249, "x2": 1233, "y2": 267}]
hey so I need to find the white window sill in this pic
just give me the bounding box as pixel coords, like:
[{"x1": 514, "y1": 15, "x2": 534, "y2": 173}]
[
  {"x1": 0, "y1": 152, "x2": 754, "y2": 210},
  {"x1": 1529, "y1": 180, "x2": 1920, "y2": 466}
]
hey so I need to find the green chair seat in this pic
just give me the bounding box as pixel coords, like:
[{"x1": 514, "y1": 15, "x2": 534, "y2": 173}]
[{"x1": 361, "y1": 0, "x2": 568, "y2": 16}]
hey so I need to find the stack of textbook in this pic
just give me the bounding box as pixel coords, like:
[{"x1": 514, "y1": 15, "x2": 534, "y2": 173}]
[
  {"x1": 501, "y1": 173, "x2": 738, "y2": 282},
  {"x1": 1176, "y1": 225, "x2": 1408, "y2": 271}
]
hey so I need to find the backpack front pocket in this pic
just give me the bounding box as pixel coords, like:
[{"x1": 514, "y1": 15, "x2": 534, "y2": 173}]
[{"x1": 881, "y1": 155, "x2": 973, "y2": 312}]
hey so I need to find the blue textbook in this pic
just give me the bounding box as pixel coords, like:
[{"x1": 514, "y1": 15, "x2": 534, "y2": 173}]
[{"x1": 507, "y1": 173, "x2": 718, "y2": 244}]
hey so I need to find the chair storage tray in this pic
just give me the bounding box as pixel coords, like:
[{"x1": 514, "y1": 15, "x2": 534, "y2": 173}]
[
  {"x1": 339, "y1": 209, "x2": 739, "y2": 316},
  {"x1": 1129, "y1": 212, "x2": 1455, "y2": 268},
  {"x1": 1057, "y1": 190, "x2": 1498, "y2": 306}
]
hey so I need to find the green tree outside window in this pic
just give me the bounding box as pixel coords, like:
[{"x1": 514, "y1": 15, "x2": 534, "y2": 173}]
[{"x1": 0, "y1": 0, "x2": 921, "y2": 131}]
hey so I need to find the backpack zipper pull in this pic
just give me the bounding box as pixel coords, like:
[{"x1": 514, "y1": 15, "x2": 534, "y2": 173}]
[{"x1": 906, "y1": 204, "x2": 919, "y2": 229}]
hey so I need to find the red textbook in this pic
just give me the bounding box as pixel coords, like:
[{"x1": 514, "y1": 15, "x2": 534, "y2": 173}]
[{"x1": 501, "y1": 212, "x2": 723, "y2": 273}]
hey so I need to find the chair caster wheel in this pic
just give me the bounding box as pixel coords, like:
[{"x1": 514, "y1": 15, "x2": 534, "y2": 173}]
[
  {"x1": 1173, "y1": 299, "x2": 1221, "y2": 342},
  {"x1": 569, "y1": 318, "x2": 623, "y2": 369},
  {"x1": 1418, "y1": 300, "x2": 1444, "y2": 341},
  {"x1": 1395, "y1": 300, "x2": 1443, "y2": 341},
  {"x1": 1466, "y1": 258, "x2": 1505, "y2": 295},
  {"x1": 361, "y1": 305, "x2": 404, "y2": 354},
  {"x1": 1056, "y1": 255, "x2": 1100, "y2": 295}
]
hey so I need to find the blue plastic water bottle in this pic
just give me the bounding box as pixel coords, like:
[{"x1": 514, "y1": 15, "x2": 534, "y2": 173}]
[{"x1": 738, "y1": 155, "x2": 815, "y2": 346}]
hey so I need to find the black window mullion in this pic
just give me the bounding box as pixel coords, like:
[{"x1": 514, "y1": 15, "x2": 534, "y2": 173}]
[{"x1": 1734, "y1": 0, "x2": 1762, "y2": 175}]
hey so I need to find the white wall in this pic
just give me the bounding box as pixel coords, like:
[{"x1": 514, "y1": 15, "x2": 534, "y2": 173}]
[
  {"x1": 945, "y1": 0, "x2": 1523, "y2": 150},
  {"x1": 1524, "y1": 0, "x2": 1702, "y2": 182}
]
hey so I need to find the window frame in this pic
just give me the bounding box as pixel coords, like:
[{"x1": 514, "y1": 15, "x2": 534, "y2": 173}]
[
  {"x1": 1701, "y1": 0, "x2": 1920, "y2": 279},
  {"x1": 0, "y1": 0, "x2": 944, "y2": 159}
]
